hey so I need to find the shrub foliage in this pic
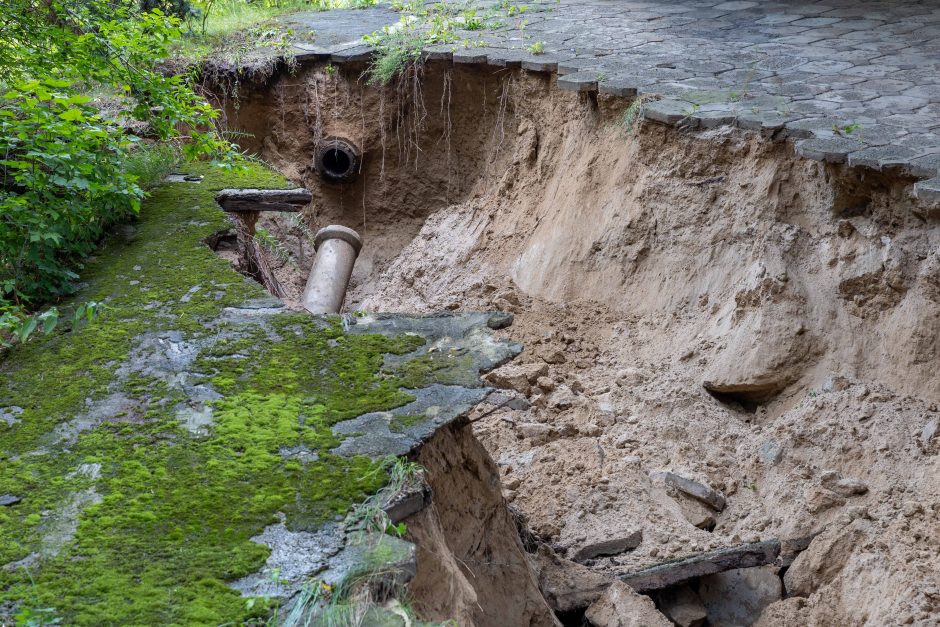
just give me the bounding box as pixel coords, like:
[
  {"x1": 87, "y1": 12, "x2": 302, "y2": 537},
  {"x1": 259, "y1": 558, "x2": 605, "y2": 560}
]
[{"x1": 0, "y1": 0, "x2": 235, "y2": 344}]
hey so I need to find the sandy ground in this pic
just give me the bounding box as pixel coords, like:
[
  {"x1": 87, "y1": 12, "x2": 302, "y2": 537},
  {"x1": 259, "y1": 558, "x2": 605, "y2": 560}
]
[{"x1": 220, "y1": 62, "x2": 940, "y2": 626}]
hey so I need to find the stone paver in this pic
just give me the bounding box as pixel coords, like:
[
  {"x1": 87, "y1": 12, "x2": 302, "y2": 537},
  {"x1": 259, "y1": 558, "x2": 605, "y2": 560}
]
[{"x1": 276, "y1": 1, "x2": 940, "y2": 180}]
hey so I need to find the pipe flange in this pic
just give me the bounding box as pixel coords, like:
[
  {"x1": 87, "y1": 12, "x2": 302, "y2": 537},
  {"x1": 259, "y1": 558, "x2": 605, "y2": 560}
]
[
  {"x1": 314, "y1": 137, "x2": 361, "y2": 183},
  {"x1": 314, "y1": 225, "x2": 363, "y2": 256}
]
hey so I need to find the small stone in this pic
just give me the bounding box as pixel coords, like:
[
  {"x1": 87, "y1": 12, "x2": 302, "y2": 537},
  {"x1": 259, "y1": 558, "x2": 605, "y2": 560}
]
[
  {"x1": 516, "y1": 422, "x2": 555, "y2": 443},
  {"x1": 535, "y1": 376, "x2": 556, "y2": 392},
  {"x1": 830, "y1": 478, "x2": 868, "y2": 498},
  {"x1": 616, "y1": 368, "x2": 647, "y2": 386},
  {"x1": 580, "y1": 423, "x2": 603, "y2": 437},
  {"x1": 548, "y1": 385, "x2": 579, "y2": 410},
  {"x1": 504, "y1": 477, "x2": 521, "y2": 490},
  {"x1": 651, "y1": 471, "x2": 727, "y2": 512},
  {"x1": 0, "y1": 495, "x2": 22, "y2": 506},
  {"x1": 922, "y1": 419, "x2": 937, "y2": 445},
  {"x1": 758, "y1": 440, "x2": 783, "y2": 465},
  {"x1": 543, "y1": 350, "x2": 567, "y2": 364},
  {"x1": 821, "y1": 471, "x2": 868, "y2": 497}
]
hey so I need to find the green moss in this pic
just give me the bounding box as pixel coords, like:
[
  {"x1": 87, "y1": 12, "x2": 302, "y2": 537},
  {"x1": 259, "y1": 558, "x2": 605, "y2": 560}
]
[
  {"x1": 0, "y1": 161, "x2": 450, "y2": 626},
  {"x1": 392, "y1": 347, "x2": 479, "y2": 389},
  {"x1": 388, "y1": 414, "x2": 424, "y2": 434}
]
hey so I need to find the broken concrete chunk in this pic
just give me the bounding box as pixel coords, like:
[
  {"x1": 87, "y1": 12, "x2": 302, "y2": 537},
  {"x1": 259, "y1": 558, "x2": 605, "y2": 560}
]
[
  {"x1": 0, "y1": 494, "x2": 22, "y2": 506},
  {"x1": 784, "y1": 519, "x2": 868, "y2": 597},
  {"x1": 650, "y1": 471, "x2": 726, "y2": 512},
  {"x1": 777, "y1": 534, "x2": 818, "y2": 568},
  {"x1": 383, "y1": 483, "x2": 431, "y2": 523},
  {"x1": 677, "y1": 496, "x2": 717, "y2": 531},
  {"x1": 585, "y1": 581, "x2": 672, "y2": 627},
  {"x1": 804, "y1": 486, "x2": 846, "y2": 514},
  {"x1": 534, "y1": 545, "x2": 614, "y2": 612},
  {"x1": 486, "y1": 311, "x2": 514, "y2": 329},
  {"x1": 653, "y1": 584, "x2": 708, "y2": 627},
  {"x1": 548, "y1": 384, "x2": 580, "y2": 410},
  {"x1": 516, "y1": 422, "x2": 556, "y2": 444},
  {"x1": 622, "y1": 540, "x2": 780, "y2": 592},
  {"x1": 482, "y1": 390, "x2": 531, "y2": 411},
  {"x1": 572, "y1": 530, "x2": 643, "y2": 562},
  {"x1": 542, "y1": 350, "x2": 567, "y2": 364},
  {"x1": 535, "y1": 376, "x2": 556, "y2": 393},
  {"x1": 483, "y1": 362, "x2": 549, "y2": 396},
  {"x1": 698, "y1": 566, "x2": 783, "y2": 627}
]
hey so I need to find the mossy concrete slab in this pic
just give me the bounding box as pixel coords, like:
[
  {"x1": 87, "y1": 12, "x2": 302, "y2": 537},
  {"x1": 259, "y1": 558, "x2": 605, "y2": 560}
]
[{"x1": 0, "y1": 162, "x2": 515, "y2": 625}]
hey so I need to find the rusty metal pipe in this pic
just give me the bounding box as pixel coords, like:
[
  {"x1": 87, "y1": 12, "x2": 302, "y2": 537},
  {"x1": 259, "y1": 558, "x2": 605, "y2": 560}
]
[{"x1": 301, "y1": 225, "x2": 363, "y2": 314}]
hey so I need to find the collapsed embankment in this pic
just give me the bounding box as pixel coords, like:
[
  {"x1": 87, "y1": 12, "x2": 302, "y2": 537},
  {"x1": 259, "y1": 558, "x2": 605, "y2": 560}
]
[{"x1": 214, "y1": 60, "x2": 940, "y2": 626}]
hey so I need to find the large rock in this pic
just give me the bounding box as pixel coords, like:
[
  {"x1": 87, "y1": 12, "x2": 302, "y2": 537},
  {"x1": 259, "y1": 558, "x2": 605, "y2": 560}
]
[
  {"x1": 585, "y1": 581, "x2": 671, "y2": 627},
  {"x1": 703, "y1": 258, "x2": 814, "y2": 404},
  {"x1": 533, "y1": 545, "x2": 613, "y2": 612},
  {"x1": 783, "y1": 519, "x2": 869, "y2": 597},
  {"x1": 698, "y1": 566, "x2": 783, "y2": 627},
  {"x1": 653, "y1": 584, "x2": 707, "y2": 627}
]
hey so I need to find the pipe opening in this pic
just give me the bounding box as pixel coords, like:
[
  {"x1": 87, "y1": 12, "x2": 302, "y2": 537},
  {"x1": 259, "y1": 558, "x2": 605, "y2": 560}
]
[{"x1": 315, "y1": 138, "x2": 360, "y2": 183}]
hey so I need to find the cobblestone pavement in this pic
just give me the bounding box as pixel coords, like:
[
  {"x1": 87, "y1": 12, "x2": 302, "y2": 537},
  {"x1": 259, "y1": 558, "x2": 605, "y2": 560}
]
[{"x1": 280, "y1": 1, "x2": 940, "y2": 201}]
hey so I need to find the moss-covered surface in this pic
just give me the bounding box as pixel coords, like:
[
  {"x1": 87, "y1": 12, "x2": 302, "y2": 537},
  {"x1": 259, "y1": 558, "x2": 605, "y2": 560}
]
[{"x1": 0, "y1": 162, "x2": 487, "y2": 626}]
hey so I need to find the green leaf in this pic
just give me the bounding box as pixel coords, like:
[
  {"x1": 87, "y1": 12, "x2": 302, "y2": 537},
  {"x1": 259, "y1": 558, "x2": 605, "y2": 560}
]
[
  {"x1": 40, "y1": 308, "x2": 59, "y2": 334},
  {"x1": 58, "y1": 108, "x2": 84, "y2": 122},
  {"x1": 15, "y1": 316, "x2": 38, "y2": 344}
]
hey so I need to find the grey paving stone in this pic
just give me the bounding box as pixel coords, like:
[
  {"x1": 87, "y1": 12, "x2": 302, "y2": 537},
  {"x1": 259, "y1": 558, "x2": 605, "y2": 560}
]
[
  {"x1": 644, "y1": 99, "x2": 698, "y2": 127},
  {"x1": 905, "y1": 154, "x2": 940, "y2": 178},
  {"x1": 521, "y1": 54, "x2": 566, "y2": 73},
  {"x1": 795, "y1": 137, "x2": 863, "y2": 163},
  {"x1": 847, "y1": 145, "x2": 917, "y2": 170},
  {"x1": 452, "y1": 49, "x2": 488, "y2": 65},
  {"x1": 599, "y1": 74, "x2": 640, "y2": 98},
  {"x1": 558, "y1": 70, "x2": 600, "y2": 93},
  {"x1": 693, "y1": 108, "x2": 738, "y2": 129},
  {"x1": 913, "y1": 178, "x2": 940, "y2": 206},
  {"x1": 331, "y1": 44, "x2": 372, "y2": 63},
  {"x1": 736, "y1": 110, "x2": 799, "y2": 132},
  {"x1": 275, "y1": 0, "x2": 940, "y2": 181}
]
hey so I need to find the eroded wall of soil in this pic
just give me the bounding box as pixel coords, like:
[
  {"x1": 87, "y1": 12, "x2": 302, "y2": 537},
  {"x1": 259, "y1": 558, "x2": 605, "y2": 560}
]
[{"x1": 221, "y1": 62, "x2": 940, "y2": 626}]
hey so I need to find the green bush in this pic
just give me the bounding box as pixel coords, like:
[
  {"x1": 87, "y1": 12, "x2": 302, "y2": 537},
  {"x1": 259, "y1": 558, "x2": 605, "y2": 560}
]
[
  {"x1": 0, "y1": 1, "x2": 237, "y2": 346},
  {"x1": 0, "y1": 81, "x2": 144, "y2": 306}
]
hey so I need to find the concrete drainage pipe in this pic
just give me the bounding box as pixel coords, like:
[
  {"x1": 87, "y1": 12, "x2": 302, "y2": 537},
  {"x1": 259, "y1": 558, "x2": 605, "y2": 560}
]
[
  {"x1": 302, "y1": 225, "x2": 363, "y2": 314},
  {"x1": 314, "y1": 138, "x2": 361, "y2": 183}
]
